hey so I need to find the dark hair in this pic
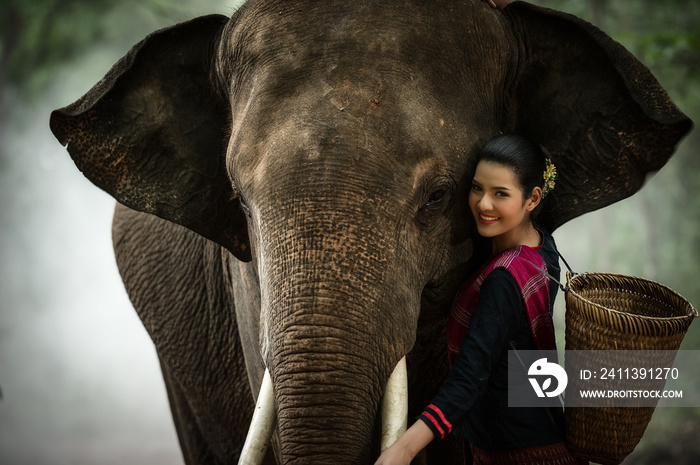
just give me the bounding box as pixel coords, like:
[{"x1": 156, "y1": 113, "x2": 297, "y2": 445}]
[{"x1": 477, "y1": 134, "x2": 549, "y2": 200}]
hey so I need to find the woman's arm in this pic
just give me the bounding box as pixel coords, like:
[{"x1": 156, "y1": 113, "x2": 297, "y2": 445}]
[
  {"x1": 376, "y1": 270, "x2": 523, "y2": 462},
  {"x1": 417, "y1": 269, "x2": 522, "y2": 438},
  {"x1": 374, "y1": 420, "x2": 434, "y2": 465}
]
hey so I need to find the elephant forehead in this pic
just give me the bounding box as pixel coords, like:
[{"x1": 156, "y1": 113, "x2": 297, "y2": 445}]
[
  {"x1": 228, "y1": 87, "x2": 467, "y2": 197},
  {"x1": 220, "y1": 0, "x2": 507, "y2": 100},
  {"x1": 223, "y1": 0, "x2": 509, "y2": 187},
  {"x1": 226, "y1": 61, "x2": 488, "y2": 173}
]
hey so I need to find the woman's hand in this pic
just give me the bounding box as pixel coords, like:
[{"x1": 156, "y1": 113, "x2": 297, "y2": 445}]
[
  {"x1": 374, "y1": 420, "x2": 435, "y2": 465},
  {"x1": 481, "y1": 0, "x2": 511, "y2": 10},
  {"x1": 374, "y1": 442, "x2": 415, "y2": 465}
]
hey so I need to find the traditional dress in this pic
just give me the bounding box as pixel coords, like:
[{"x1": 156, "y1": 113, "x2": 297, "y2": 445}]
[{"x1": 418, "y1": 228, "x2": 586, "y2": 465}]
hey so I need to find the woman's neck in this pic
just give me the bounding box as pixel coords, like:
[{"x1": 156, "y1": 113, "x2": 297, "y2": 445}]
[{"x1": 492, "y1": 222, "x2": 541, "y2": 254}]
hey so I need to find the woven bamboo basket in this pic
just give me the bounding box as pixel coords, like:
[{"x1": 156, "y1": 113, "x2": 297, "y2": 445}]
[{"x1": 563, "y1": 272, "x2": 697, "y2": 465}]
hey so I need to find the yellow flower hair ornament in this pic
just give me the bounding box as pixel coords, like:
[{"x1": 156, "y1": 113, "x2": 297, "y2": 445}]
[{"x1": 542, "y1": 159, "x2": 557, "y2": 198}]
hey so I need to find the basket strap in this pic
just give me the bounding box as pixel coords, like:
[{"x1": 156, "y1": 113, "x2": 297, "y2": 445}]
[
  {"x1": 557, "y1": 251, "x2": 577, "y2": 277},
  {"x1": 522, "y1": 250, "x2": 579, "y2": 292},
  {"x1": 521, "y1": 258, "x2": 568, "y2": 292}
]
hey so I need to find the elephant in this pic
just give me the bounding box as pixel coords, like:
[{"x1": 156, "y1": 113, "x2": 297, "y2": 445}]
[{"x1": 49, "y1": 0, "x2": 691, "y2": 463}]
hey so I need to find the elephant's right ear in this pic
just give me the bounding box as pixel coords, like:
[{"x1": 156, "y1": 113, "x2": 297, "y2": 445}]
[
  {"x1": 50, "y1": 15, "x2": 252, "y2": 262},
  {"x1": 503, "y1": 2, "x2": 692, "y2": 232}
]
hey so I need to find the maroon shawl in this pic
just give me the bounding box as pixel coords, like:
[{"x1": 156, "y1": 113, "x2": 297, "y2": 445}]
[{"x1": 446, "y1": 245, "x2": 556, "y2": 366}]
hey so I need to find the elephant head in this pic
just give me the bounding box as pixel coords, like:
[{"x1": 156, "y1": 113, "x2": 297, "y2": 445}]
[{"x1": 50, "y1": 0, "x2": 691, "y2": 463}]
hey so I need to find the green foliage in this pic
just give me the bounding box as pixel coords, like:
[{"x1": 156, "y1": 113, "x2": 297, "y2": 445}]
[
  {"x1": 2, "y1": 0, "x2": 127, "y2": 97},
  {"x1": 0, "y1": 0, "x2": 237, "y2": 101}
]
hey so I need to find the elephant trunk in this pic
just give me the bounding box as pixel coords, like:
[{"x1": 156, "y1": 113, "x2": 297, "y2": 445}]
[
  {"x1": 262, "y1": 275, "x2": 413, "y2": 463},
  {"x1": 269, "y1": 326, "x2": 384, "y2": 463},
  {"x1": 238, "y1": 359, "x2": 407, "y2": 465},
  {"x1": 250, "y1": 176, "x2": 418, "y2": 462}
]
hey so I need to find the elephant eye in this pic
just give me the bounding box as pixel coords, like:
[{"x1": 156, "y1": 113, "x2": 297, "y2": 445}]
[
  {"x1": 230, "y1": 180, "x2": 251, "y2": 215},
  {"x1": 416, "y1": 175, "x2": 455, "y2": 228},
  {"x1": 426, "y1": 189, "x2": 446, "y2": 206},
  {"x1": 239, "y1": 196, "x2": 250, "y2": 213},
  {"x1": 232, "y1": 188, "x2": 250, "y2": 214},
  {"x1": 416, "y1": 185, "x2": 452, "y2": 229}
]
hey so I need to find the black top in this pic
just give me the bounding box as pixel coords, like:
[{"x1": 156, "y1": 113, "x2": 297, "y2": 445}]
[{"x1": 419, "y1": 228, "x2": 563, "y2": 450}]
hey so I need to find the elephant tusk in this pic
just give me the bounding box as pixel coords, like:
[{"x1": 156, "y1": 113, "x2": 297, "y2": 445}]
[
  {"x1": 238, "y1": 368, "x2": 276, "y2": 465},
  {"x1": 380, "y1": 356, "x2": 408, "y2": 451}
]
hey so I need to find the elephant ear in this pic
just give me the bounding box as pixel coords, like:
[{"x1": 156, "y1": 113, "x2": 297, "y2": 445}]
[
  {"x1": 504, "y1": 2, "x2": 692, "y2": 231},
  {"x1": 50, "y1": 15, "x2": 252, "y2": 261}
]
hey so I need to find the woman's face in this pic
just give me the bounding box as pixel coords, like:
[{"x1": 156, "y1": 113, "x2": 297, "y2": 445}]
[{"x1": 468, "y1": 160, "x2": 539, "y2": 250}]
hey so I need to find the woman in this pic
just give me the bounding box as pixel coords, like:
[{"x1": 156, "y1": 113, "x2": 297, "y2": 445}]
[{"x1": 376, "y1": 135, "x2": 585, "y2": 465}]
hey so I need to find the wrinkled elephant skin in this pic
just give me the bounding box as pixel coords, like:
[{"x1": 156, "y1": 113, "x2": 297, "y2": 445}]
[{"x1": 49, "y1": 0, "x2": 691, "y2": 464}]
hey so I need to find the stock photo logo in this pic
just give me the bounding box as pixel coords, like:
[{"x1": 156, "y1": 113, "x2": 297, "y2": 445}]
[{"x1": 527, "y1": 358, "x2": 568, "y2": 398}]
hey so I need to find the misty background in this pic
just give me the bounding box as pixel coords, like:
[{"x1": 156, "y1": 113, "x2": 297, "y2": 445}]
[{"x1": 0, "y1": 1, "x2": 698, "y2": 464}]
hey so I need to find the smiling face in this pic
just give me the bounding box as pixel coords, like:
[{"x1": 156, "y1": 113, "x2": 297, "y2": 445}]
[{"x1": 469, "y1": 160, "x2": 542, "y2": 252}]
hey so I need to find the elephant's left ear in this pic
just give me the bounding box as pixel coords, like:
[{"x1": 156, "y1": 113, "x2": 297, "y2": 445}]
[
  {"x1": 50, "y1": 15, "x2": 252, "y2": 261},
  {"x1": 503, "y1": 2, "x2": 692, "y2": 231}
]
